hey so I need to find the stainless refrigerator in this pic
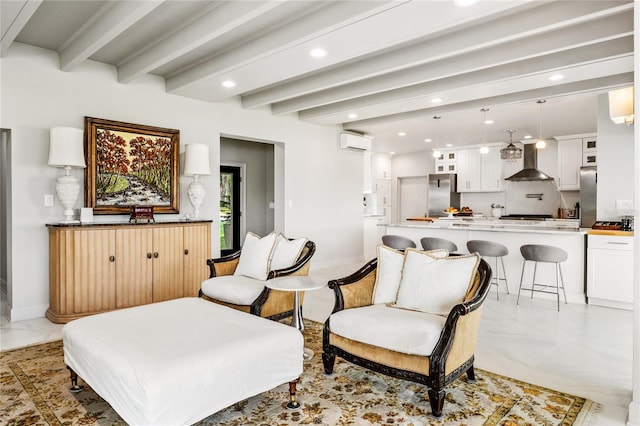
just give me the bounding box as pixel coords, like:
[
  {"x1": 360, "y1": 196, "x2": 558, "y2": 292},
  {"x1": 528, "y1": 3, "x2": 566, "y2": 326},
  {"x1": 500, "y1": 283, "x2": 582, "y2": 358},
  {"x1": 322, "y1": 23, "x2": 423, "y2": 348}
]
[
  {"x1": 428, "y1": 174, "x2": 460, "y2": 217},
  {"x1": 579, "y1": 167, "x2": 597, "y2": 228}
]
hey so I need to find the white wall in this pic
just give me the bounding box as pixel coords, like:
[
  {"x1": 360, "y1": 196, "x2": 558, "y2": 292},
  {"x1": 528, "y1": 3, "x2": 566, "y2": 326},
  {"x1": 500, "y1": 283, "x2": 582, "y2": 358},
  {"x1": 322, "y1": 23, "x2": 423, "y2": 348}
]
[
  {"x1": 0, "y1": 43, "x2": 365, "y2": 321},
  {"x1": 596, "y1": 93, "x2": 635, "y2": 220}
]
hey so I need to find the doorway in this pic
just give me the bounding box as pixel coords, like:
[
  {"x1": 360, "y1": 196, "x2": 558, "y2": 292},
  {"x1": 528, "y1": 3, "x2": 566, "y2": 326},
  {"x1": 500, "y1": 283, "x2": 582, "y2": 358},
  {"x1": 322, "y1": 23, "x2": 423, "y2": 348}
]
[
  {"x1": 398, "y1": 176, "x2": 429, "y2": 221},
  {"x1": 220, "y1": 165, "x2": 242, "y2": 256}
]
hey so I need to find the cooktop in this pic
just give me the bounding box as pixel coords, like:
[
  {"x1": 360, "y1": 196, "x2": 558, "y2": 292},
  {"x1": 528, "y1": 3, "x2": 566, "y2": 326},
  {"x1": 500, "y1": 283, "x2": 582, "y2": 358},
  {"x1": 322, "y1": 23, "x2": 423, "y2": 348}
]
[{"x1": 499, "y1": 214, "x2": 553, "y2": 220}]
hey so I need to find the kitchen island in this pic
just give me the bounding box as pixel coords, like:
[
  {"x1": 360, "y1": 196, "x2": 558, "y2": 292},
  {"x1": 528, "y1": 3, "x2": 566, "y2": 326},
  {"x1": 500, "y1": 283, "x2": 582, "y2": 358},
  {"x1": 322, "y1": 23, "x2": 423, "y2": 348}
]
[{"x1": 383, "y1": 218, "x2": 587, "y2": 304}]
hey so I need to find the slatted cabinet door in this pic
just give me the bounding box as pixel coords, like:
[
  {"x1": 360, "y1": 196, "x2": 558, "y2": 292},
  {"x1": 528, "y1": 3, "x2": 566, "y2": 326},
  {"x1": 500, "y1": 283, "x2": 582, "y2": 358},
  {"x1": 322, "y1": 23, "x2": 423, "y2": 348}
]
[
  {"x1": 183, "y1": 223, "x2": 212, "y2": 297},
  {"x1": 73, "y1": 229, "x2": 117, "y2": 314},
  {"x1": 115, "y1": 227, "x2": 154, "y2": 308},
  {"x1": 152, "y1": 226, "x2": 185, "y2": 302}
]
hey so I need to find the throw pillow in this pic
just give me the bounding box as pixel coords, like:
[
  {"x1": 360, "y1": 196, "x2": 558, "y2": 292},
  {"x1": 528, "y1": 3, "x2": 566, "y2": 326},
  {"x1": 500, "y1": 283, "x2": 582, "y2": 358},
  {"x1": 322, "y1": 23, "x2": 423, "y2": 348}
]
[
  {"x1": 233, "y1": 232, "x2": 277, "y2": 280},
  {"x1": 395, "y1": 251, "x2": 480, "y2": 315},
  {"x1": 271, "y1": 234, "x2": 307, "y2": 270},
  {"x1": 372, "y1": 247, "x2": 449, "y2": 305}
]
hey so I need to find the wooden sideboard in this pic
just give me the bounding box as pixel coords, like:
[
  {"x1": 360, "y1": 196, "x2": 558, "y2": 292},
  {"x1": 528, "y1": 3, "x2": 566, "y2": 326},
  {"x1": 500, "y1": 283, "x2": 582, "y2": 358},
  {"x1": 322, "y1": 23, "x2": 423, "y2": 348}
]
[{"x1": 46, "y1": 220, "x2": 212, "y2": 323}]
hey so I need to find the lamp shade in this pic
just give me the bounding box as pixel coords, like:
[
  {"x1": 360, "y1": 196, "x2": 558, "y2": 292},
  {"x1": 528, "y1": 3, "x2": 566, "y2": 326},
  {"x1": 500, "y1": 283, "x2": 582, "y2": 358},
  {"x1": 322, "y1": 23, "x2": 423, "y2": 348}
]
[
  {"x1": 608, "y1": 86, "x2": 634, "y2": 125},
  {"x1": 184, "y1": 143, "x2": 210, "y2": 176},
  {"x1": 48, "y1": 127, "x2": 86, "y2": 167}
]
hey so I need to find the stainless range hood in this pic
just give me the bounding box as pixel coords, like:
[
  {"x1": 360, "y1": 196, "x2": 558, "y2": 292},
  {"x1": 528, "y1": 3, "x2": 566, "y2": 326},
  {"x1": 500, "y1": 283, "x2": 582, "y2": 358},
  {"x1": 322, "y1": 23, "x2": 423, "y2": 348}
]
[{"x1": 505, "y1": 144, "x2": 554, "y2": 181}]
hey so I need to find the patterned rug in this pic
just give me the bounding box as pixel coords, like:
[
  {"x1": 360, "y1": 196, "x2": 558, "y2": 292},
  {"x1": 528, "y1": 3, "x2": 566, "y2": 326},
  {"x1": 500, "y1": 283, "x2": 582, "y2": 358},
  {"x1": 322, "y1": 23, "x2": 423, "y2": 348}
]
[{"x1": 1, "y1": 321, "x2": 600, "y2": 425}]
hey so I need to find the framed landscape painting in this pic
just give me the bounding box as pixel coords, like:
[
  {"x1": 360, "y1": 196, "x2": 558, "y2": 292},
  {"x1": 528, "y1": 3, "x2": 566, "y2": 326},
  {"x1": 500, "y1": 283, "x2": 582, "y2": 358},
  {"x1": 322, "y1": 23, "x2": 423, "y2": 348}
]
[{"x1": 84, "y1": 117, "x2": 180, "y2": 214}]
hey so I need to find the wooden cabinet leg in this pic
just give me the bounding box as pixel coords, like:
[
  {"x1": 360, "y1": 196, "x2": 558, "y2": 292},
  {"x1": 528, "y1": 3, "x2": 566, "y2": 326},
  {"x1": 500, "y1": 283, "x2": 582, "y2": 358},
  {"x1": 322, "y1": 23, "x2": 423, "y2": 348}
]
[{"x1": 286, "y1": 378, "x2": 300, "y2": 410}]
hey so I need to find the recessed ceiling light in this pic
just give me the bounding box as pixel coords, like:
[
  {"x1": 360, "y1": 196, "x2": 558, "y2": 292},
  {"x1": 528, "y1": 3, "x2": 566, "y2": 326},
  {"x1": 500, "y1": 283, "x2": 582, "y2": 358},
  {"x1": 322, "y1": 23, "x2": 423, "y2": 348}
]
[
  {"x1": 398, "y1": 132, "x2": 406, "y2": 136},
  {"x1": 446, "y1": 143, "x2": 453, "y2": 147},
  {"x1": 549, "y1": 74, "x2": 564, "y2": 81},
  {"x1": 347, "y1": 113, "x2": 358, "y2": 119},
  {"x1": 390, "y1": 151, "x2": 396, "y2": 155},
  {"x1": 222, "y1": 80, "x2": 236, "y2": 88},
  {"x1": 484, "y1": 119, "x2": 494, "y2": 125},
  {"x1": 454, "y1": 0, "x2": 478, "y2": 6},
  {"x1": 431, "y1": 97, "x2": 443, "y2": 103},
  {"x1": 309, "y1": 48, "x2": 327, "y2": 58},
  {"x1": 480, "y1": 146, "x2": 489, "y2": 154},
  {"x1": 424, "y1": 138, "x2": 432, "y2": 143},
  {"x1": 524, "y1": 135, "x2": 532, "y2": 139}
]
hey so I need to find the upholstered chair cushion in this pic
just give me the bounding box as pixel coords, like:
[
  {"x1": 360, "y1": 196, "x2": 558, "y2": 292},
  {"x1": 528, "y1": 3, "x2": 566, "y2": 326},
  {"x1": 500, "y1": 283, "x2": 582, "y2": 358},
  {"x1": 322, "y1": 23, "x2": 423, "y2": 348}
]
[
  {"x1": 329, "y1": 304, "x2": 446, "y2": 356},
  {"x1": 270, "y1": 234, "x2": 307, "y2": 270},
  {"x1": 234, "y1": 232, "x2": 277, "y2": 280},
  {"x1": 372, "y1": 246, "x2": 448, "y2": 305},
  {"x1": 201, "y1": 275, "x2": 267, "y2": 305},
  {"x1": 395, "y1": 251, "x2": 480, "y2": 315}
]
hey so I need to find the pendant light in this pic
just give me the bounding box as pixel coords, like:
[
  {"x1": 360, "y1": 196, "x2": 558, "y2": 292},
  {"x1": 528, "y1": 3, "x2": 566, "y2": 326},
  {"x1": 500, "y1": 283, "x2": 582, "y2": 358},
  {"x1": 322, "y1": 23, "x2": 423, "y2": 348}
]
[
  {"x1": 500, "y1": 128, "x2": 521, "y2": 161},
  {"x1": 535, "y1": 100, "x2": 546, "y2": 149},
  {"x1": 480, "y1": 108, "x2": 489, "y2": 154},
  {"x1": 432, "y1": 115, "x2": 442, "y2": 159}
]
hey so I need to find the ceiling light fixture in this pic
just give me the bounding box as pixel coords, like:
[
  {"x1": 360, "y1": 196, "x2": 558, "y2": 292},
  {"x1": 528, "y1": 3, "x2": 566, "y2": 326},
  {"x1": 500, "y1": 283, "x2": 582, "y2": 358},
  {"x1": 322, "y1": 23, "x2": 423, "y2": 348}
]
[
  {"x1": 549, "y1": 74, "x2": 564, "y2": 81},
  {"x1": 500, "y1": 129, "x2": 522, "y2": 161},
  {"x1": 480, "y1": 108, "x2": 490, "y2": 154},
  {"x1": 432, "y1": 115, "x2": 442, "y2": 158},
  {"x1": 454, "y1": 0, "x2": 478, "y2": 6},
  {"x1": 523, "y1": 135, "x2": 532, "y2": 139},
  {"x1": 609, "y1": 86, "x2": 635, "y2": 125},
  {"x1": 535, "y1": 99, "x2": 546, "y2": 149},
  {"x1": 424, "y1": 138, "x2": 432, "y2": 143},
  {"x1": 221, "y1": 80, "x2": 236, "y2": 88},
  {"x1": 309, "y1": 48, "x2": 327, "y2": 58},
  {"x1": 347, "y1": 113, "x2": 358, "y2": 119},
  {"x1": 431, "y1": 97, "x2": 443, "y2": 103},
  {"x1": 398, "y1": 131, "x2": 406, "y2": 136}
]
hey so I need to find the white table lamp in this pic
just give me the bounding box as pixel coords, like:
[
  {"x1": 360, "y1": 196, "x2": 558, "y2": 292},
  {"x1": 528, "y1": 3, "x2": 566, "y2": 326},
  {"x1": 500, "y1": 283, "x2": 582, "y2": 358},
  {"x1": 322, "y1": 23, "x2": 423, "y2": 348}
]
[
  {"x1": 48, "y1": 127, "x2": 86, "y2": 223},
  {"x1": 183, "y1": 144, "x2": 210, "y2": 218}
]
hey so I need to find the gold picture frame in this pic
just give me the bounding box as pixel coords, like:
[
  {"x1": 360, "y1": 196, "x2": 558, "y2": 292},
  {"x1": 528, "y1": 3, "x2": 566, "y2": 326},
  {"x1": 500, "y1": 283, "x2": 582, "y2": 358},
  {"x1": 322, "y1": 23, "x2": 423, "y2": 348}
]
[{"x1": 84, "y1": 117, "x2": 179, "y2": 214}]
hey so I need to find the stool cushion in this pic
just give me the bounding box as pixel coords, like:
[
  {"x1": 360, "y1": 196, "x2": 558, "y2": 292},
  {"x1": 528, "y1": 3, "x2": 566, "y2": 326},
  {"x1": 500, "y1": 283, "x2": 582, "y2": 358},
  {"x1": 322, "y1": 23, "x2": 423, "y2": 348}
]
[
  {"x1": 395, "y1": 251, "x2": 480, "y2": 315},
  {"x1": 62, "y1": 298, "x2": 303, "y2": 426},
  {"x1": 201, "y1": 275, "x2": 266, "y2": 304},
  {"x1": 329, "y1": 304, "x2": 446, "y2": 356},
  {"x1": 271, "y1": 234, "x2": 307, "y2": 270},
  {"x1": 234, "y1": 232, "x2": 277, "y2": 280}
]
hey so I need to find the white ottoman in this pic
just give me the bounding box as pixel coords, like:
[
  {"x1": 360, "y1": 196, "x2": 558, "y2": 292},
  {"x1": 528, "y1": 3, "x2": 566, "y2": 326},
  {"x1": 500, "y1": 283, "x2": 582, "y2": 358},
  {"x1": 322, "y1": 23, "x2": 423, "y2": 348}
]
[{"x1": 62, "y1": 297, "x2": 303, "y2": 425}]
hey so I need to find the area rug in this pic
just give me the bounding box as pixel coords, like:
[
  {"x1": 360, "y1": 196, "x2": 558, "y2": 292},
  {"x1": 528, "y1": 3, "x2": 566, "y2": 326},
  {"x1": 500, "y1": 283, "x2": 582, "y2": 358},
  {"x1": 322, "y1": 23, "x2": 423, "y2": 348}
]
[{"x1": 1, "y1": 321, "x2": 600, "y2": 425}]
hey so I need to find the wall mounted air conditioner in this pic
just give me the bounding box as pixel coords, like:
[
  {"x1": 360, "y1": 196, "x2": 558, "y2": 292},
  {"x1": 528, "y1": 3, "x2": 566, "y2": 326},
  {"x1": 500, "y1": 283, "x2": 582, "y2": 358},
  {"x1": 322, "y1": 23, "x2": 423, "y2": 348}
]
[{"x1": 339, "y1": 132, "x2": 372, "y2": 151}]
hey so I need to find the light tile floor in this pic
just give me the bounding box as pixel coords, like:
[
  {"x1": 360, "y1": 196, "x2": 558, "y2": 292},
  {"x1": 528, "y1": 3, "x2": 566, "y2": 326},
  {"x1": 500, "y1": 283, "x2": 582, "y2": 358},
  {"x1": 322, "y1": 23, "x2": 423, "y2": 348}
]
[{"x1": 1, "y1": 262, "x2": 632, "y2": 425}]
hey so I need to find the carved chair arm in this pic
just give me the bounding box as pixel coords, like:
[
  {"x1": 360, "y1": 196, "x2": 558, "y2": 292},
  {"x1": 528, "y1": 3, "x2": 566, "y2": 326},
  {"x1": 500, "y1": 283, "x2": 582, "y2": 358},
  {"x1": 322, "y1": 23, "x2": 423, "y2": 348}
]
[
  {"x1": 328, "y1": 258, "x2": 378, "y2": 313},
  {"x1": 268, "y1": 241, "x2": 316, "y2": 279},
  {"x1": 206, "y1": 251, "x2": 242, "y2": 278}
]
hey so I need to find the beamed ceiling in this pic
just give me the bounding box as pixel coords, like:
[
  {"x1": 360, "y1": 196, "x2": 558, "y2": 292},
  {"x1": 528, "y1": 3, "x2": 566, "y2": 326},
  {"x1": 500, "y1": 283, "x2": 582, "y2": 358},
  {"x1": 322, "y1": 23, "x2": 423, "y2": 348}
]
[{"x1": 0, "y1": 0, "x2": 634, "y2": 154}]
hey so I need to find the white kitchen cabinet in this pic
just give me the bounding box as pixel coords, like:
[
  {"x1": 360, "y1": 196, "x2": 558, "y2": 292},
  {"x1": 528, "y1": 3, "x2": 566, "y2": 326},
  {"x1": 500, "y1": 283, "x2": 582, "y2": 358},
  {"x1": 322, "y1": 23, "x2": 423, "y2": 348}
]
[
  {"x1": 375, "y1": 180, "x2": 391, "y2": 206},
  {"x1": 556, "y1": 139, "x2": 582, "y2": 190},
  {"x1": 435, "y1": 150, "x2": 457, "y2": 173},
  {"x1": 371, "y1": 153, "x2": 391, "y2": 180},
  {"x1": 364, "y1": 217, "x2": 386, "y2": 259},
  {"x1": 587, "y1": 234, "x2": 633, "y2": 310},
  {"x1": 457, "y1": 147, "x2": 503, "y2": 192}
]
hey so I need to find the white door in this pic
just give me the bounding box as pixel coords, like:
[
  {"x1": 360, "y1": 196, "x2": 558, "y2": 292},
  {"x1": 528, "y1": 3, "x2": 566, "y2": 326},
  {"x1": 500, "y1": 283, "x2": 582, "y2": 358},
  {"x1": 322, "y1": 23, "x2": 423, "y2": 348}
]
[{"x1": 398, "y1": 176, "x2": 428, "y2": 221}]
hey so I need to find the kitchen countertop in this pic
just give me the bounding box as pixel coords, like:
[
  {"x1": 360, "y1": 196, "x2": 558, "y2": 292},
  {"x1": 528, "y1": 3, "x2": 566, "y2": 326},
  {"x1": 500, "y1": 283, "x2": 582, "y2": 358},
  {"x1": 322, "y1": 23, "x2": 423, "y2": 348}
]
[
  {"x1": 586, "y1": 229, "x2": 634, "y2": 236},
  {"x1": 386, "y1": 217, "x2": 584, "y2": 235}
]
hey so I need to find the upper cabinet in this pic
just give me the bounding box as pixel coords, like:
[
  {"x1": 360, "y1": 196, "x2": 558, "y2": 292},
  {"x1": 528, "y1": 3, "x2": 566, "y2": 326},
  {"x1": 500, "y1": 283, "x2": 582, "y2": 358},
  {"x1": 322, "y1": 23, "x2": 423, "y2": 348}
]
[
  {"x1": 556, "y1": 133, "x2": 596, "y2": 190},
  {"x1": 457, "y1": 147, "x2": 503, "y2": 192},
  {"x1": 435, "y1": 150, "x2": 457, "y2": 173},
  {"x1": 372, "y1": 153, "x2": 392, "y2": 180}
]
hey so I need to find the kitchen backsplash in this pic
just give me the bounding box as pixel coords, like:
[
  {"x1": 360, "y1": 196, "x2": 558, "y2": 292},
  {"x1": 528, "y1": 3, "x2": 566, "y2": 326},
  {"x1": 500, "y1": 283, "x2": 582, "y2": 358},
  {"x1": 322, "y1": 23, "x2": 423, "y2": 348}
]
[{"x1": 459, "y1": 180, "x2": 579, "y2": 217}]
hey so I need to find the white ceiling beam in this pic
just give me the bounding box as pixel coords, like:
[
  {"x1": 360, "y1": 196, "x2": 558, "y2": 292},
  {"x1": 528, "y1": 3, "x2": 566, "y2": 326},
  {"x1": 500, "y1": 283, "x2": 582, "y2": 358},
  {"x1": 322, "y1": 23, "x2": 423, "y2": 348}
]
[
  {"x1": 59, "y1": 1, "x2": 163, "y2": 72},
  {"x1": 0, "y1": 0, "x2": 42, "y2": 55},
  {"x1": 117, "y1": 0, "x2": 286, "y2": 84},
  {"x1": 297, "y1": 37, "x2": 633, "y2": 121},
  {"x1": 272, "y1": 13, "x2": 633, "y2": 115},
  {"x1": 165, "y1": 1, "x2": 403, "y2": 93},
  {"x1": 242, "y1": 0, "x2": 633, "y2": 108},
  {"x1": 346, "y1": 73, "x2": 634, "y2": 128}
]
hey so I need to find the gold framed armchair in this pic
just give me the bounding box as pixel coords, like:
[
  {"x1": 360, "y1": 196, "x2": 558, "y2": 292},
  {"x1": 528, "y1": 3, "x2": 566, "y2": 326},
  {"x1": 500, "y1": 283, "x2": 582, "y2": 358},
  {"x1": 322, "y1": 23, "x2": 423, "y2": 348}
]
[
  {"x1": 322, "y1": 255, "x2": 492, "y2": 417},
  {"x1": 199, "y1": 240, "x2": 315, "y2": 320}
]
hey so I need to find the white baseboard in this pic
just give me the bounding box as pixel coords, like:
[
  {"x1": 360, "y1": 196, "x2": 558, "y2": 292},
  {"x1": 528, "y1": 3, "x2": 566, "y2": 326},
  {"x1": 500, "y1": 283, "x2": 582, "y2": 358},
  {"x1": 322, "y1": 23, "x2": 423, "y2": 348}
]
[{"x1": 8, "y1": 303, "x2": 48, "y2": 322}]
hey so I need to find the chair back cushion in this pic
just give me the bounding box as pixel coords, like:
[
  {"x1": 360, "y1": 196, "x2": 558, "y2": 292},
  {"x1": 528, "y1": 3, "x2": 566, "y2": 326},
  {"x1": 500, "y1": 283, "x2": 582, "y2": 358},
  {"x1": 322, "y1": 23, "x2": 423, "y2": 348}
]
[
  {"x1": 395, "y1": 251, "x2": 480, "y2": 315},
  {"x1": 372, "y1": 246, "x2": 448, "y2": 305},
  {"x1": 234, "y1": 232, "x2": 277, "y2": 280},
  {"x1": 201, "y1": 275, "x2": 267, "y2": 305},
  {"x1": 270, "y1": 234, "x2": 308, "y2": 270}
]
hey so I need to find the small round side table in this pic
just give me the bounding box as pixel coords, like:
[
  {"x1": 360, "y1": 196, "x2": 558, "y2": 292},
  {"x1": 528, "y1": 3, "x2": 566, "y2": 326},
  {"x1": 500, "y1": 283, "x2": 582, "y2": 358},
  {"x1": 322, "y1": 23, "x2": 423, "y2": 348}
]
[{"x1": 266, "y1": 276, "x2": 326, "y2": 361}]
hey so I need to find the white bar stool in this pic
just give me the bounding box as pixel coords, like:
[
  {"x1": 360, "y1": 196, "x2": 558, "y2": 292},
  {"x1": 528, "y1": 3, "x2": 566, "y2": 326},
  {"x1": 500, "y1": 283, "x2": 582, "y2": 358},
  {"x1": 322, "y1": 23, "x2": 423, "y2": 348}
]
[
  {"x1": 517, "y1": 244, "x2": 568, "y2": 311},
  {"x1": 466, "y1": 240, "x2": 509, "y2": 299}
]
